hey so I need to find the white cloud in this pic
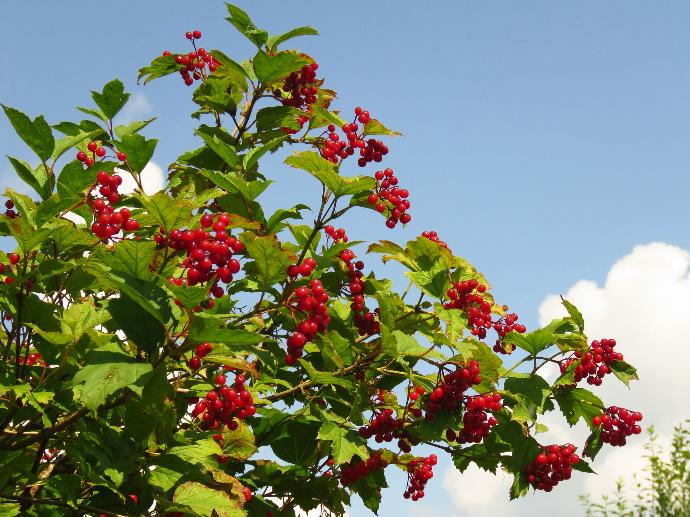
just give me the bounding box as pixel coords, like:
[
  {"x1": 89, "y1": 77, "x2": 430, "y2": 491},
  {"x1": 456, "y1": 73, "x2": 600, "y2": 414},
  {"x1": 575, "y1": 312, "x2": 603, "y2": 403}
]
[
  {"x1": 116, "y1": 161, "x2": 165, "y2": 195},
  {"x1": 442, "y1": 242, "x2": 690, "y2": 516}
]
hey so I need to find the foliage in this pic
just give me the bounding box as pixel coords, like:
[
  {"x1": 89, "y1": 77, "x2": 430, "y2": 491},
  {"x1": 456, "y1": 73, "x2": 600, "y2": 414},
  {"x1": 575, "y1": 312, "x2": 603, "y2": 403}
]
[
  {"x1": 0, "y1": 5, "x2": 644, "y2": 516},
  {"x1": 580, "y1": 421, "x2": 689, "y2": 517}
]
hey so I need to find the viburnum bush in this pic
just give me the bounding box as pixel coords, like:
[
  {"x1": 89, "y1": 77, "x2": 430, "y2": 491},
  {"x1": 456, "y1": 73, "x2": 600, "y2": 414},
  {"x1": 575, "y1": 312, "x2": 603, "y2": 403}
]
[{"x1": 0, "y1": 5, "x2": 644, "y2": 516}]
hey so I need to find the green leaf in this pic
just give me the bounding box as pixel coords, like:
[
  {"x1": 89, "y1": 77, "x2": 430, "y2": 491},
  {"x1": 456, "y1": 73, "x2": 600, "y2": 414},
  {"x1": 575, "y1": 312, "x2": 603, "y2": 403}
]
[
  {"x1": 553, "y1": 387, "x2": 604, "y2": 429},
  {"x1": 265, "y1": 203, "x2": 308, "y2": 233},
  {"x1": 6, "y1": 156, "x2": 51, "y2": 199},
  {"x1": 243, "y1": 234, "x2": 294, "y2": 291},
  {"x1": 76, "y1": 106, "x2": 108, "y2": 122},
  {"x1": 267, "y1": 26, "x2": 319, "y2": 50},
  {"x1": 225, "y1": 3, "x2": 268, "y2": 48},
  {"x1": 137, "y1": 54, "x2": 183, "y2": 84},
  {"x1": 1, "y1": 104, "x2": 55, "y2": 162},
  {"x1": 168, "y1": 284, "x2": 208, "y2": 309},
  {"x1": 51, "y1": 127, "x2": 103, "y2": 163},
  {"x1": 318, "y1": 422, "x2": 368, "y2": 465},
  {"x1": 584, "y1": 426, "x2": 604, "y2": 460},
  {"x1": 173, "y1": 481, "x2": 244, "y2": 517},
  {"x1": 504, "y1": 375, "x2": 551, "y2": 421},
  {"x1": 285, "y1": 151, "x2": 375, "y2": 197},
  {"x1": 97, "y1": 240, "x2": 157, "y2": 281},
  {"x1": 188, "y1": 318, "x2": 266, "y2": 345},
  {"x1": 210, "y1": 50, "x2": 249, "y2": 92},
  {"x1": 405, "y1": 269, "x2": 448, "y2": 299},
  {"x1": 116, "y1": 133, "x2": 157, "y2": 172},
  {"x1": 72, "y1": 343, "x2": 153, "y2": 409},
  {"x1": 609, "y1": 360, "x2": 639, "y2": 387},
  {"x1": 255, "y1": 106, "x2": 301, "y2": 132},
  {"x1": 114, "y1": 118, "x2": 156, "y2": 139},
  {"x1": 195, "y1": 125, "x2": 239, "y2": 167},
  {"x1": 363, "y1": 118, "x2": 401, "y2": 137},
  {"x1": 222, "y1": 421, "x2": 258, "y2": 461},
  {"x1": 56, "y1": 160, "x2": 108, "y2": 200},
  {"x1": 271, "y1": 418, "x2": 319, "y2": 467},
  {"x1": 199, "y1": 170, "x2": 271, "y2": 200},
  {"x1": 561, "y1": 297, "x2": 585, "y2": 333},
  {"x1": 138, "y1": 192, "x2": 194, "y2": 233},
  {"x1": 243, "y1": 135, "x2": 288, "y2": 171},
  {"x1": 108, "y1": 296, "x2": 164, "y2": 356},
  {"x1": 253, "y1": 50, "x2": 310, "y2": 85},
  {"x1": 503, "y1": 318, "x2": 575, "y2": 356},
  {"x1": 91, "y1": 79, "x2": 130, "y2": 120}
]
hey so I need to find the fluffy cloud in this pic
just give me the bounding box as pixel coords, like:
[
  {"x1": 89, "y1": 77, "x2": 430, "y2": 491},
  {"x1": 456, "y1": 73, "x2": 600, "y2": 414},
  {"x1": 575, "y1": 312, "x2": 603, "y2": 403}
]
[
  {"x1": 116, "y1": 160, "x2": 165, "y2": 195},
  {"x1": 442, "y1": 242, "x2": 690, "y2": 516}
]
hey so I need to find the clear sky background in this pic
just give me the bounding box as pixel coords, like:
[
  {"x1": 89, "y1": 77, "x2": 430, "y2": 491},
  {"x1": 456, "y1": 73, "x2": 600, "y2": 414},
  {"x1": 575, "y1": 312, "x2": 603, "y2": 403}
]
[{"x1": 2, "y1": 1, "x2": 690, "y2": 516}]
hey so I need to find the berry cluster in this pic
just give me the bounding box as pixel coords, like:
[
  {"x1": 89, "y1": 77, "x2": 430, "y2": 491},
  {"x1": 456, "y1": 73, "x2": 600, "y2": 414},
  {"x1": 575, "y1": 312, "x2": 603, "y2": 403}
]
[
  {"x1": 191, "y1": 370, "x2": 256, "y2": 430},
  {"x1": 443, "y1": 279, "x2": 525, "y2": 351},
  {"x1": 593, "y1": 406, "x2": 643, "y2": 446},
  {"x1": 447, "y1": 393, "x2": 501, "y2": 444},
  {"x1": 366, "y1": 168, "x2": 412, "y2": 228},
  {"x1": 359, "y1": 409, "x2": 403, "y2": 443},
  {"x1": 286, "y1": 279, "x2": 330, "y2": 364},
  {"x1": 274, "y1": 62, "x2": 319, "y2": 109},
  {"x1": 403, "y1": 454, "x2": 437, "y2": 501},
  {"x1": 172, "y1": 48, "x2": 219, "y2": 86},
  {"x1": 4, "y1": 200, "x2": 16, "y2": 219},
  {"x1": 340, "y1": 453, "x2": 387, "y2": 486},
  {"x1": 89, "y1": 171, "x2": 139, "y2": 241},
  {"x1": 421, "y1": 230, "x2": 449, "y2": 250},
  {"x1": 156, "y1": 213, "x2": 244, "y2": 291},
  {"x1": 319, "y1": 107, "x2": 388, "y2": 167},
  {"x1": 425, "y1": 361, "x2": 481, "y2": 420},
  {"x1": 287, "y1": 257, "x2": 317, "y2": 278},
  {"x1": 334, "y1": 245, "x2": 379, "y2": 336},
  {"x1": 525, "y1": 444, "x2": 580, "y2": 492},
  {"x1": 324, "y1": 225, "x2": 348, "y2": 243},
  {"x1": 559, "y1": 338, "x2": 623, "y2": 386},
  {"x1": 76, "y1": 141, "x2": 127, "y2": 168},
  {"x1": 18, "y1": 352, "x2": 47, "y2": 367},
  {"x1": 187, "y1": 342, "x2": 213, "y2": 371}
]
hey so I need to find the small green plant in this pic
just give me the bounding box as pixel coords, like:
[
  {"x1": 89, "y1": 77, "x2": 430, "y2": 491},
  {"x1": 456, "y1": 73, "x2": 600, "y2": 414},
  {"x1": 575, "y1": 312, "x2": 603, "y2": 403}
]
[{"x1": 581, "y1": 421, "x2": 690, "y2": 517}]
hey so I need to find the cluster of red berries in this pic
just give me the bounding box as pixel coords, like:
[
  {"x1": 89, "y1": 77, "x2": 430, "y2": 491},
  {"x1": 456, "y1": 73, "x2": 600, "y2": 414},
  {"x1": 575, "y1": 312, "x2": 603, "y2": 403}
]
[
  {"x1": 18, "y1": 352, "x2": 47, "y2": 367},
  {"x1": 286, "y1": 279, "x2": 330, "y2": 364},
  {"x1": 366, "y1": 168, "x2": 411, "y2": 228},
  {"x1": 319, "y1": 108, "x2": 388, "y2": 166},
  {"x1": 593, "y1": 406, "x2": 643, "y2": 446},
  {"x1": 324, "y1": 225, "x2": 348, "y2": 243},
  {"x1": 4, "y1": 200, "x2": 16, "y2": 219},
  {"x1": 191, "y1": 370, "x2": 256, "y2": 431},
  {"x1": 0, "y1": 253, "x2": 20, "y2": 285},
  {"x1": 447, "y1": 393, "x2": 501, "y2": 444},
  {"x1": 403, "y1": 454, "x2": 437, "y2": 501},
  {"x1": 559, "y1": 338, "x2": 623, "y2": 386},
  {"x1": 170, "y1": 48, "x2": 219, "y2": 86},
  {"x1": 333, "y1": 244, "x2": 379, "y2": 336},
  {"x1": 443, "y1": 279, "x2": 525, "y2": 351},
  {"x1": 421, "y1": 230, "x2": 449, "y2": 249},
  {"x1": 156, "y1": 213, "x2": 244, "y2": 291},
  {"x1": 405, "y1": 385, "x2": 426, "y2": 418},
  {"x1": 287, "y1": 257, "x2": 317, "y2": 278},
  {"x1": 340, "y1": 453, "x2": 387, "y2": 486},
  {"x1": 359, "y1": 409, "x2": 402, "y2": 443},
  {"x1": 187, "y1": 342, "x2": 213, "y2": 371},
  {"x1": 525, "y1": 444, "x2": 581, "y2": 492},
  {"x1": 89, "y1": 172, "x2": 139, "y2": 241},
  {"x1": 76, "y1": 141, "x2": 127, "y2": 167},
  {"x1": 425, "y1": 362, "x2": 481, "y2": 420},
  {"x1": 274, "y1": 62, "x2": 319, "y2": 109}
]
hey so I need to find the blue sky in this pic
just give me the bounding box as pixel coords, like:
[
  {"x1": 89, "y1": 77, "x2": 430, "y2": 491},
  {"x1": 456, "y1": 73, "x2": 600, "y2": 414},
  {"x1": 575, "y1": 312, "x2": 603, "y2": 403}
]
[{"x1": 2, "y1": 1, "x2": 690, "y2": 516}]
